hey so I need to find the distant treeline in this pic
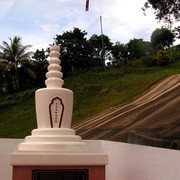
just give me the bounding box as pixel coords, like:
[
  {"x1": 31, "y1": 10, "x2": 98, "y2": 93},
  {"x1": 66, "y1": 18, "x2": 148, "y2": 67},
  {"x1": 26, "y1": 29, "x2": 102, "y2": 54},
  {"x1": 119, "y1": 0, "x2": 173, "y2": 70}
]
[{"x1": 0, "y1": 27, "x2": 180, "y2": 94}]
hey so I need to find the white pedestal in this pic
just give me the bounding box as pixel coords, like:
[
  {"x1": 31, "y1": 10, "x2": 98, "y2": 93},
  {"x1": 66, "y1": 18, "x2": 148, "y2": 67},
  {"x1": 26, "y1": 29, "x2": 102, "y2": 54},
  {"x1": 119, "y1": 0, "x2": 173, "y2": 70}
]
[{"x1": 11, "y1": 129, "x2": 108, "y2": 180}]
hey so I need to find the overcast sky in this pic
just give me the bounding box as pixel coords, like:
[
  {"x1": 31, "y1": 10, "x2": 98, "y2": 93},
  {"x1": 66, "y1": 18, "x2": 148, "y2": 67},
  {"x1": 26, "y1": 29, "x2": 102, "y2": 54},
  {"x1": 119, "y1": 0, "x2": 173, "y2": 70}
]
[{"x1": 0, "y1": 0, "x2": 179, "y2": 51}]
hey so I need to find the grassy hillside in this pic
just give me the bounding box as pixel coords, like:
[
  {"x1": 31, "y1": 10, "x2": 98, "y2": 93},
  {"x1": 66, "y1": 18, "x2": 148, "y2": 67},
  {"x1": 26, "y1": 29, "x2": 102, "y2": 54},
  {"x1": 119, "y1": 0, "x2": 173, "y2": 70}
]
[{"x1": 0, "y1": 62, "x2": 180, "y2": 138}]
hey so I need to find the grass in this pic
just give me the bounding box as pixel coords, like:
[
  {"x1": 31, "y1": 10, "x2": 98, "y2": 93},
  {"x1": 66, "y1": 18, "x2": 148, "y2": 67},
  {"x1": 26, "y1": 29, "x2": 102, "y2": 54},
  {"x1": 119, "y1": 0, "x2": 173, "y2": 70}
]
[
  {"x1": 0, "y1": 62, "x2": 180, "y2": 138},
  {"x1": 65, "y1": 63, "x2": 180, "y2": 123},
  {"x1": 0, "y1": 90, "x2": 36, "y2": 138}
]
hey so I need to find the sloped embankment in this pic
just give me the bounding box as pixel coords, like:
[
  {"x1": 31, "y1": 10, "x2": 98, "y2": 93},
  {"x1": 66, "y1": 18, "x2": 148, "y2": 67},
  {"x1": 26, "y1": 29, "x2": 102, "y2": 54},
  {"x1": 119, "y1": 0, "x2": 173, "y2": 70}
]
[{"x1": 73, "y1": 74, "x2": 180, "y2": 150}]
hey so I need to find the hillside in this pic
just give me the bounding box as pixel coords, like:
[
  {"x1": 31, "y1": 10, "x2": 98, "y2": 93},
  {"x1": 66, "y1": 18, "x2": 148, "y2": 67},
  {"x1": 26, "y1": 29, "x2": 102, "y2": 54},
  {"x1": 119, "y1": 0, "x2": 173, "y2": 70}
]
[
  {"x1": 73, "y1": 74, "x2": 180, "y2": 150},
  {"x1": 0, "y1": 64, "x2": 180, "y2": 150}
]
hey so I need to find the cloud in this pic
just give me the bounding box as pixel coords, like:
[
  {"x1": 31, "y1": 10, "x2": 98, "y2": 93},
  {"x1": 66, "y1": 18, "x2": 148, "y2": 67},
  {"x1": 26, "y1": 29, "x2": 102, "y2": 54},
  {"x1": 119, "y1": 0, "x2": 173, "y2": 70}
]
[
  {"x1": 22, "y1": 33, "x2": 52, "y2": 52},
  {"x1": 0, "y1": 0, "x2": 178, "y2": 52},
  {"x1": 0, "y1": 0, "x2": 14, "y2": 18},
  {"x1": 89, "y1": 0, "x2": 163, "y2": 43},
  {"x1": 40, "y1": 24, "x2": 60, "y2": 33}
]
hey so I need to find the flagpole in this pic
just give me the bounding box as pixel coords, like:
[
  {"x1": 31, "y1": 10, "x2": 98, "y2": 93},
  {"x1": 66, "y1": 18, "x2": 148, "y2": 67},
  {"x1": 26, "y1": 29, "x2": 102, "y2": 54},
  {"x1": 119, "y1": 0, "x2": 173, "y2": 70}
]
[
  {"x1": 100, "y1": 16, "x2": 104, "y2": 48},
  {"x1": 100, "y1": 16, "x2": 105, "y2": 67}
]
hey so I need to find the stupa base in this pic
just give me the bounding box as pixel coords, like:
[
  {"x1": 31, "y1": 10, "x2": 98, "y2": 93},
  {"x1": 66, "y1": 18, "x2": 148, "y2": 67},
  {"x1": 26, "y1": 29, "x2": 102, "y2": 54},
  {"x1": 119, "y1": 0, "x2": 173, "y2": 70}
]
[
  {"x1": 12, "y1": 165, "x2": 105, "y2": 180},
  {"x1": 11, "y1": 152, "x2": 107, "y2": 180}
]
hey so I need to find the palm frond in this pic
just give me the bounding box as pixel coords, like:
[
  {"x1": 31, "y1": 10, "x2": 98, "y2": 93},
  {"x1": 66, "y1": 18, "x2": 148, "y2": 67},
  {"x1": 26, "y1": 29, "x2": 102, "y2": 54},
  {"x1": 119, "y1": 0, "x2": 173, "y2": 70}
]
[{"x1": 17, "y1": 45, "x2": 33, "y2": 58}]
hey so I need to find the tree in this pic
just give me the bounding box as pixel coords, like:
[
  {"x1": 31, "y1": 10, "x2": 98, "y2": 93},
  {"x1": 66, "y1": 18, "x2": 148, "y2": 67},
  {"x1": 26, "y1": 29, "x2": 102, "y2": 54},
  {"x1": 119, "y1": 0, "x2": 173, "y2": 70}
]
[
  {"x1": 142, "y1": 0, "x2": 180, "y2": 37},
  {"x1": 111, "y1": 42, "x2": 128, "y2": 67},
  {"x1": 32, "y1": 49, "x2": 48, "y2": 87},
  {"x1": 151, "y1": 28, "x2": 175, "y2": 49},
  {"x1": 0, "y1": 61, "x2": 5, "y2": 92},
  {"x1": 89, "y1": 34, "x2": 112, "y2": 67},
  {"x1": 127, "y1": 38, "x2": 151, "y2": 60},
  {"x1": 55, "y1": 28, "x2": 93, "y2": 76},
  {"x1": 172, "y1": 26, "x2": 180, "y2": 39},
  {"x1": 0, "y1": 36, "x2": 35, "y2": 91}
]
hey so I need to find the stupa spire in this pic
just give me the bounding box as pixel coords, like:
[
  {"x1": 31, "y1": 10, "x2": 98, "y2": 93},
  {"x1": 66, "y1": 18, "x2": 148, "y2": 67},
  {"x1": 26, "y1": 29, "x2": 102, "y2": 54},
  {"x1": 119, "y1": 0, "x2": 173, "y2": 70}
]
[{"x1": 45, "y1": 43, "x2": 64, "y2": 88}]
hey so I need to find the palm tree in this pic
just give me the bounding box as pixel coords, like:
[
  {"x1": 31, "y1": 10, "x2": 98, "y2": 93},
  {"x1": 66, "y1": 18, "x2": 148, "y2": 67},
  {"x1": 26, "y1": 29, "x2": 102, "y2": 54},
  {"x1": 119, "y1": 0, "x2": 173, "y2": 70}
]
[
  {"x1": 0, "y1": 61, "x2": 5, "y2": 92},
  {"x1": 0, "y1": 36, "x2": 35, "y2": 91}
]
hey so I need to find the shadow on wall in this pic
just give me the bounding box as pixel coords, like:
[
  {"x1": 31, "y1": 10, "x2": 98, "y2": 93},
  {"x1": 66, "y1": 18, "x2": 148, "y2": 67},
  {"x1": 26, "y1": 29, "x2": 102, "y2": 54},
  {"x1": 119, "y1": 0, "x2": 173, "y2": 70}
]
[{"x1": 125, "y1": 132, "x2": 180, "y2": 150}]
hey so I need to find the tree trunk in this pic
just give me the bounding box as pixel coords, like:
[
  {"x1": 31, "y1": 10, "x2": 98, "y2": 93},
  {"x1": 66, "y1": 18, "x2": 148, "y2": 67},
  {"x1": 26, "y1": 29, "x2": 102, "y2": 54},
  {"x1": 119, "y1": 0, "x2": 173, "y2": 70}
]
[{"x1": 13, "y1": 72, "x2": 19, "y2": 91}]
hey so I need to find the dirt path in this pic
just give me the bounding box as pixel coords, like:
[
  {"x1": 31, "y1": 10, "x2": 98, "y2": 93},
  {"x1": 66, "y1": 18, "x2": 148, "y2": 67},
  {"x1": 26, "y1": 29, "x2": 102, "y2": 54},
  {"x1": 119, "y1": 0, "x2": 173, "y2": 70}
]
[{"x1": 73, "y1": 74, "x2": 180, "y2": 149}]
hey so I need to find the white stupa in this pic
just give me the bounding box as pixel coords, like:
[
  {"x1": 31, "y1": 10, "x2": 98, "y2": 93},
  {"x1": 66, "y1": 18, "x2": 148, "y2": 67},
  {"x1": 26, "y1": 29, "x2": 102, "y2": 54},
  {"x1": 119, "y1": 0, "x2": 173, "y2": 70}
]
[
  {"x1": 11, "y1": 44, "x2": 107, "y2": 167},
  {"x1": 16, "y1": 43, "x2": 88, "y2": 152}
]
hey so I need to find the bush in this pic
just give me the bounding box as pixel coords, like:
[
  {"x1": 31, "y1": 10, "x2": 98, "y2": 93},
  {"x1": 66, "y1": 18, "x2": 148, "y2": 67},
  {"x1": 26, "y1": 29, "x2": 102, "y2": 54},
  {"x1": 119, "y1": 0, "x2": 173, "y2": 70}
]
[
  {"x1": 157, "y1": 50, "x2": 170, "y2": 66},
  {"x1": 141, "y1": 55, "x2": 157, "y2": 67}
]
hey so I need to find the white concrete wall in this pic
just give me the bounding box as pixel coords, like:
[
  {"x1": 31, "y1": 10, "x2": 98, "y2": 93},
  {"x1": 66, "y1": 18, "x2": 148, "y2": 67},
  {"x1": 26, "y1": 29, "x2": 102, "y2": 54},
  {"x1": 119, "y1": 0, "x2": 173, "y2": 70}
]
[
  {"x1": 0, "y1": 139, "x2": 23, "y2": 180},
  {"x1": 101, "y1": 140, "x2": 180, "y2": 180},
  {"x1": 1, "y1": 139, "x2": 180, "y2": 180}
]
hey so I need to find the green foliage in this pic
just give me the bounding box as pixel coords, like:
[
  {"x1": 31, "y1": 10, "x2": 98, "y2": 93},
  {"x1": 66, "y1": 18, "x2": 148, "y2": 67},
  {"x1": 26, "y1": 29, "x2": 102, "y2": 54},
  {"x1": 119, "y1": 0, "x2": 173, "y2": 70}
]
[
  {"x1": 54, "y1": 28, "x2": 113, "y2": 76},
  {"x1": 89, "y1": 34, "x2": 113, "y2": 67},
  {"x1": 0, "y1": 36, "x2": 35, "y2": 92},
  {"x1": 0, "y1": 89, "x2": 34, "y2": 108},
  {"x1": 32, "y1": 49, "x2": 48, "y2": 87},
  {"x1": 141, "y1": 55, "x2": 157, "y2": 67},
  {"x1": 111, "y1": 42, "x2": 128, "y2": 67},
  {"x1": 0, "y1": 62, "x2": 6, "y2": 92},
  {"x1": 127, "y1": 39, "x2": 152, "y2": 60},
  {"x1": 155, "y1": 45, "x2": 180, "y2": 66},
  {"x1": 167, "y1": 45, "x2": 180, "y2": 62},
  {"x1": 157, "y1": 50, "x2": 170, "y2": 65},
  {"x1": 172, "y1": 26, "x2": 180, "y2": 39},
  {"x1": 143, "y1": 0, "x2": 180, "y2": 22},
  {"x1": 55, "y1": 28, "x2": 93, "y2": 77},
  {"x1": 143, "y1": 0, "x2": 180, "y2": 37},
  {"x1": 0, "y1": 89, "x2": 36, "y2": 138},
  {"x1": 151, "y1": 28, "x2": 175, "y2": 49}
]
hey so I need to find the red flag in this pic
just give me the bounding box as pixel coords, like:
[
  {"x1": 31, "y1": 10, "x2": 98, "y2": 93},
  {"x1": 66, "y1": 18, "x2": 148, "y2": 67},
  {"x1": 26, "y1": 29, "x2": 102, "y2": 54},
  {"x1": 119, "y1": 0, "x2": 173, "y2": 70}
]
[{"x1": 85, "y1": 0, "x2": 89, "y2": 11}]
